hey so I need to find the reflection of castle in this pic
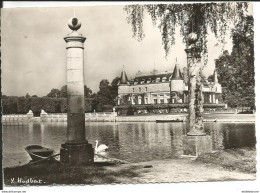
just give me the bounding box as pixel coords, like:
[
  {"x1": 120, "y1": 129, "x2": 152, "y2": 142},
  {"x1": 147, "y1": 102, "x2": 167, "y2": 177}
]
[{"x1": 117, "y1": 62, "x2": 223, "y2": 107}]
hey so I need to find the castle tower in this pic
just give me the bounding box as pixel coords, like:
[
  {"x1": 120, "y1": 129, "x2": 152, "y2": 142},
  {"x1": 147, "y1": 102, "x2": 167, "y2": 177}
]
[
  {"x1": 119, "y1": 69, "x2": 128, "y2": 84},
  {"x1": 118, "y1": 68, "x2": 130, "y2": 105},
  {"x1": 213, "y1": 69, "x2": 218, "y2": 83},
  {"x1": 60, "y1": 17, "x2": 94, "y2": 165},
  {"x1": 170, "y1": 63, "x2": 184, "y2": 103}
]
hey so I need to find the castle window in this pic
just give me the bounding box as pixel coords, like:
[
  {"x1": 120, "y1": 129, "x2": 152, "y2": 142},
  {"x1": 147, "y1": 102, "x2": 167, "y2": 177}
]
[
  {"x1": 139, "y1": 87, "x2": 141, "y2": 92},
  {"x1": 160, "y1": 99, "x2": 164, "y2": 104},
  {"x1": 138, "y1": 96, "x2": 142, "y2": 104},
  {"x1": 145, "y1": 87, "x2": 148, "y2": 91},
  {"x1": 154, "y1": 99, "x2": 158, "y2": 104},
  {"x1": 167, "y1": 99, "x2": 171, "y2": 104},
  {"x1": 132, "y1": 88, "x2": 134, "y2": 92}
]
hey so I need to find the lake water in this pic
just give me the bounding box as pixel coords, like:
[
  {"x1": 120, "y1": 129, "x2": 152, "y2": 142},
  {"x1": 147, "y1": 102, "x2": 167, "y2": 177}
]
[{"x1": 2, "y1": 122, "x2": 256, "y2": 168}]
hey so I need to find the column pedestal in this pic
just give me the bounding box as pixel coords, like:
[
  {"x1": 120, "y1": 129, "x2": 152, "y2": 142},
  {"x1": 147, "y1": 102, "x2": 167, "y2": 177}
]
[
  {"x1": 60, "y1": 142, "x2": 94, "y2": 165},
  {"x1": 183, "y1": 135, "x2": 212, "y2": 156},
  {"x1": 60, "y1": 17, "x2": 94, "y2": 166}
]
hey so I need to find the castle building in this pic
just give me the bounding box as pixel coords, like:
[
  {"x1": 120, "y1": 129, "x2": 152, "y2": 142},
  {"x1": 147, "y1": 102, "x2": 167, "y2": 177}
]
[{"x1": 116, "y1": 62, "x2": 224, "y2": 114}]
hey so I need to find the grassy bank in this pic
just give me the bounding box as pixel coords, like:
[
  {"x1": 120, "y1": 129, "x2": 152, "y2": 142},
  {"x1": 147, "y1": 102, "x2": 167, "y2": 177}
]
[
  {"x1": 4, "y1": 161, "x2": 139, "y2": 186},
  {"x1": 196, "y1": 147, "x2": 256, "y2": 173},
  {"x1": 4, "y1": 148, "x2": 256, "y2": 186}
]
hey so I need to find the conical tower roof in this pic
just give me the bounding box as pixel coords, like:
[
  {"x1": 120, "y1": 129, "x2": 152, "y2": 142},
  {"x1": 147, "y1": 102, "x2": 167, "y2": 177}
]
[
  {"x1": 120, "y1": 70, "x2": 128, "y2": 84},
  {"x1": 171, "y1": 64, "x2": 182, "y2": 80},
  {"x1": 213, "y1": 70, "x2": 218, "y2": 83}
]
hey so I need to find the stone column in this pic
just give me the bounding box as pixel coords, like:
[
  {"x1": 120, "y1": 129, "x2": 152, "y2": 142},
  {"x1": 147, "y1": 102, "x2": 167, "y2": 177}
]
[
  {"x1": 185, "y1": 33, "x2": 205, "y2": 136},
  {"x1": 60, "y1": 17, "x2": 94, "y2": 165}
]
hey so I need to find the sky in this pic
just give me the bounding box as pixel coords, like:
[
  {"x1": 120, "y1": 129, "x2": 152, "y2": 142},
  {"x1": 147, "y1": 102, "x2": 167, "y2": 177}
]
[{"x1": 1, "y1": 3, "x2": 253, "y2": 97}]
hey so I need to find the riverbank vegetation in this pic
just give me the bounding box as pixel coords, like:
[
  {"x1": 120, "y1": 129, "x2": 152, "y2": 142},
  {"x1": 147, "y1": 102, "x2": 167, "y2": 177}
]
[
  {"x1": 2, "y1": 78, "x2": 119, "y2": 115},
  {"x1": 196, "y1": 147, "x2": 256, "y2": 174}
]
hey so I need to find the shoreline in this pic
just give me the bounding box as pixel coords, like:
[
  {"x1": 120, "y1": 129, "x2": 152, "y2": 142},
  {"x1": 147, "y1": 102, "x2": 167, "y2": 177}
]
[
  {"x1": 2, "y1": 114, "x2": 255, "y2": 125},
  {"x1": 4, "y1": 148, "x2": 256, "y2": 185}
]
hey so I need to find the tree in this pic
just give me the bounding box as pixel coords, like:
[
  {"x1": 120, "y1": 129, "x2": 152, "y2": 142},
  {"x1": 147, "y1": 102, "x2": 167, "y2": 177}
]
[
  {"x1": 84, "y1": 85, "x2": 93, "y2": 98},
  {"x1": 124, "y1": 3, "x2": 248, "y2": 59},
  {"x1": 97, "y1": 79, "x2": 113, "y2": 105},
  {"x1": 91, "y1": 79, "x2": 119, "y2": 112},
  {"x1": 47, "y1": 89, "x2": 61, "y2": 98},
  {"x1": 26, "y1": 93, "x2": 30, "y2": 98},
  {"x1": 60, "y1": 85, "x2": 93, "y2": 98},
  {"x1": 110, "y1": 77, "x2": 120, "y2": 102},
  {"x1": 2, "y1": 95, "x2": 7, "y2": 99},
  {"x1": 60, "y1": 85, "x2": 67, "y2": 98},
  {"x1": 215, "y1": 15, "x2": 254, "y2": 109},
  {"x1": 3, "y1": 97, "x2": 18, "y2": 114},
  {"x1": 124, "y1": 2, "x2": 249, "y2": 134}
]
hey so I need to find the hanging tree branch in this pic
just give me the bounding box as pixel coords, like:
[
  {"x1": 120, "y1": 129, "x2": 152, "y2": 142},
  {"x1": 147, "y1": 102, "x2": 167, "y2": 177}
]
[{"x1": 124, "y1": 2, "x2": 248, "y2": 64}]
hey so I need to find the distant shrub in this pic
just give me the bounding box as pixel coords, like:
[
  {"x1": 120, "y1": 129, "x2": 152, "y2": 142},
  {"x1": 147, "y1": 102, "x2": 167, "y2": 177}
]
[
  {"x1": 126, "y1": 106, "x2": 135, "y2": 115},
  {"x1": 2, "y1": 96, "x2": 93, "y2": 114}
]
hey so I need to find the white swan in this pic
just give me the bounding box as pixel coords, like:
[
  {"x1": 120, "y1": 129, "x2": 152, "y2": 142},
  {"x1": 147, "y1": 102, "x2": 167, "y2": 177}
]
[{"x1": 95, "y1": 140, "x2": 108, "y2": 154}]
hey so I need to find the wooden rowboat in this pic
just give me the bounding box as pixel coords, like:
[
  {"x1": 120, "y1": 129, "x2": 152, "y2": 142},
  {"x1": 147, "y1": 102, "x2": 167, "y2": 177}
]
[
  {"x1": 156, "y1": 119, "x2": 184, "y2": 123},
  {"x1": 25, "y1": 145, "x2": 54, "y2": 161}
]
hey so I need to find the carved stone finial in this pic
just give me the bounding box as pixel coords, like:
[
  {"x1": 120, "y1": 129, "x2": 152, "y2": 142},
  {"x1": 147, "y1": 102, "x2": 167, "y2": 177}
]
[
  {"x1": 68, "y1": 17, "x2": 81, "y2": 31},
  {"x1": 187, "y1": 32, "x2": 198, "y2": 45}
]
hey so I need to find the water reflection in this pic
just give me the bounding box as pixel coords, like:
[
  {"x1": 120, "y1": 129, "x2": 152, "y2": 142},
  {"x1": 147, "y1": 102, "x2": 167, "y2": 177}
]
[{"x1": 2, "y1": 122, "x2": 256, "y2": 167}]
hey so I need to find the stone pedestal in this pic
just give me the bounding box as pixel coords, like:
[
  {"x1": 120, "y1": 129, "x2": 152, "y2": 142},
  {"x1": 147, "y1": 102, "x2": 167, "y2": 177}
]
[
  {"x1": 60, "y1": 17, "x2": 94, "y2": 165},
  {"x1": 40, "y1": 109, "x2": 48, "y2": 122},
  {"x1": 183, "y1": 135, "x2": 212, "y2": 156},
  {"x1": 26, "y1": 110, "x2": 34, "y2": 119},
  {"x1": 60, "y1": 142, "x2": 94, "y2": 165}
]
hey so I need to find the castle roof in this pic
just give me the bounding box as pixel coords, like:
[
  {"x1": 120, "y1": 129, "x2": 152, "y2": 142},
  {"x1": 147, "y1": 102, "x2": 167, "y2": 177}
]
[
  {"x1": 120, "y1": 70, "x2": 128, "y2": 84},
  {"x1": 133, "y1": 72, "x2": 172, "y2": 84},
  {"x1": 213, "y1": 70, "x2": 218, "y2": 83},
  {"x1": 171, "y1": 64, "x2": 182, "y2": 80}
]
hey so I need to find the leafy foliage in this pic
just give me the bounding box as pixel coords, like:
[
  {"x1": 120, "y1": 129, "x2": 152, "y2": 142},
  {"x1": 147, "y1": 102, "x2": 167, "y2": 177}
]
[
  {"x1": 3, "y1": 77, "x2": 119, "y2": 114},
  {"x1": 92, "y1": 77, "x2": 120, "y2": 111},
  {"x1": 124, "y1": 2, "x2": 248, "y2": 63},
  {"x1": 47, "y1": 85, "x2": 93, "y2": 98},
  {"x1": 2, "y1": 96, "x2": 93, "y2": 114},
  {"x1": 47, "y1": 89, "x2": 61, "y2": 98},
  {"x1": 215, "y1": 16, "x2": 254, "y2": 108}
]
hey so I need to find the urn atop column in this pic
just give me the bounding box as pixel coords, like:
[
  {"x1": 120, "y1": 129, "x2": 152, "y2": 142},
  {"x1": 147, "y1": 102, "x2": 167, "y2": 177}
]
[
  {"x1": 68, "y1": 17, "x2": 81, "y2": 31},
  {"x1": 65, "y1": 17, "x2": 86, "y2": 48}
]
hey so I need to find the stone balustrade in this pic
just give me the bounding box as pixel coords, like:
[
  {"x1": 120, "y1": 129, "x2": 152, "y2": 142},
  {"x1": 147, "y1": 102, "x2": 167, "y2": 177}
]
[
  {"x1": 2, "y1": 114, "x2": 31, "y2": 125},
  {"x1": 40, "y1": 112, "x2": 117, "y2": 122}
]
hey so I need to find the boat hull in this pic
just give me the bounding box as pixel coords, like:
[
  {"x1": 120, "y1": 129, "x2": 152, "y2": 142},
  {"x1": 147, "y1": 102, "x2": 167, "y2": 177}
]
[
  {"x1": 156, "y1": 120, "x2": 184, "y2": 123},
  {"x1": 25, "y1": 145, "x2": 54, "y2": 161}
]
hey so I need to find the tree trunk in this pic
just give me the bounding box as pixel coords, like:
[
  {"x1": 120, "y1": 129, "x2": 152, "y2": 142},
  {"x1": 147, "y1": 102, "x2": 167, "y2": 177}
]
[{"x1": 185, "y1": 44, "x2": 205, "y2": 136}]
